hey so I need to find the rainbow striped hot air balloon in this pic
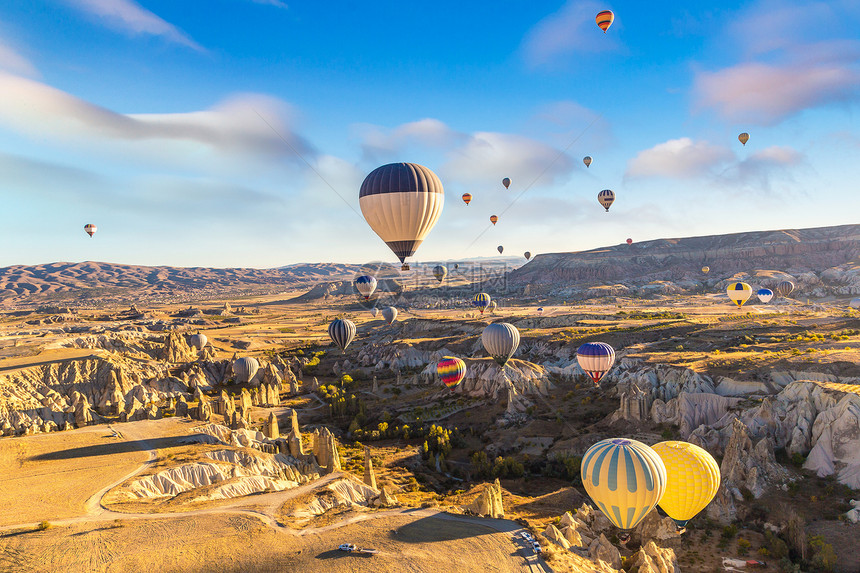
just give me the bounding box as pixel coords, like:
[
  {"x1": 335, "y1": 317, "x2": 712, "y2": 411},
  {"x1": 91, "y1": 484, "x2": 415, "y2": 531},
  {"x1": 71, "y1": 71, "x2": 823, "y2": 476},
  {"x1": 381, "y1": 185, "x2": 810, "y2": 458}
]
[
  {"x1": 576, "y1": 342, "x2": 616, "y2": 386},
  {"x1": 462, "y1": 193, "x2": 472, "y2": 206},
  {"x1": 472, "y1": 292, "x2": 491, "y2": 314},
  {"x1": 490, "y1": 215, "x2": 498, "y2": 225},
  {"x1": 84, "y1": 224, "x2": 97, "y2": 237},
  {"x1": 726, "y1": 282, "x2": 752, "y2": 307},
  {"x1": 596, "y1": 10, "x2": 614, "y2": 32},
  {"x1": 437, "y1": 356, "x2": 466, "y2": 390},
  {"x1": 581, "y1": 438, "x2": 667, "y2": 540},
  {"x1": 651, "y1": 441, "x2": 720, "y2": 529}
]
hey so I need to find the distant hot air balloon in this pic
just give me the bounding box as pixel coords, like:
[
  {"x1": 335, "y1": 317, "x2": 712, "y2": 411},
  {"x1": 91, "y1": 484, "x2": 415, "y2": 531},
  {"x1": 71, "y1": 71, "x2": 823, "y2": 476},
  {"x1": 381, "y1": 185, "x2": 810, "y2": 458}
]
[
  {"x1": 328, "y1": 318, "x2": 356, "y2": 352},
  {"x1": 497, "y1": 245, "x2": 504, "y2": 254},
  {"x1": 189, "y1": 333, "x2": 207, "y2": 351},
  {"x1": 652, "y1": 441, "x2": 720, "y2": 529},
  {"x1": 433, "y1": 265, "x2": 447, "y2": 283},
  {"x1": 472, "y1": 292, "x2": 491, "y2": 315},
  {"x1": 581, "y1": 438, "x2": 667, "y2": 541},
  {"x1": 537, "y1": 307, "x2": 544, "y2": 314},
  {"x1": 595, "y1": 10, "x2": 615, "y2": 32},
  {"x1": 233, "y1": 357, "x2": 260, "y2": 383},
  {"x1": 502, "y1": 177, "x2": 511, "y2": 189},
  {"x1": 437, "y1": 356, "x2": 466, "y2": 390},
  {"x1": 454, "y1": 264, "x2": 459, "y2": 269},
  {"x1": 481, "y1": 322, "x2": 520, "y2": 366},
  {"x1": 488, "y1": 300, "x2": 497, "y2": 314},
  {"x1": 702, "y1": 266, "x2": 710, "y2": 274},
  {"x1": 738, "y1": 132, "x2": 750, "y2": 146},
  {"x1": 370, "y1": 307, "x2": 379, "y2": 318},
  {"x1": 757, "y1": 288, "x2": 774, "y2": 303},
  {"x1": 577, "y1": 342, "x2": 616, "y2": 386},
  {"x1": 359, "y1": 162, "x2": 444, "y2": 270},
  {"x1": 354, "y1": 275, "x2": 377, "y2": 300},
  {"x1": 524, "y1": 252, "x2": 531, "y2": 260},
  {"x1": 583, "y1": 156, "x2": 593, "y2": 168},
  {"x1": 776, "y1": 280, "x2": 794, "y2": 297},
  {"x1": 462, "y1": 193, "x2": 472, "y2": 206},
  {"x1": 84, "y1": 224, "x2": 97, "y2": 237},
  {"x1": 626, "y1": 238, "x2": 633, "y2": 245},
  {"x1": 726, "y1": 282, "x2": 752, "y2": 307},
  {"x1": 382, "y1": 306, "x2": 398, "y2": 324},
  {"x1": 490, "y1": 215, "x2": 498, "y2": 225},
  {"x1": 598, "y1": 189, "x2": 615, "y2": 212}
]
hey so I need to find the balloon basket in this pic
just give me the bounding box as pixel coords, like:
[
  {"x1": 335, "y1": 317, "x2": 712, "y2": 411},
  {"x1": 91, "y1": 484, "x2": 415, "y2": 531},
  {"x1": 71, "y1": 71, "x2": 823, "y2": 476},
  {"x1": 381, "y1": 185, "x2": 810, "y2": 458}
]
[{"x1": 401, "y1": 264, "x2": 409, "y2": 270}]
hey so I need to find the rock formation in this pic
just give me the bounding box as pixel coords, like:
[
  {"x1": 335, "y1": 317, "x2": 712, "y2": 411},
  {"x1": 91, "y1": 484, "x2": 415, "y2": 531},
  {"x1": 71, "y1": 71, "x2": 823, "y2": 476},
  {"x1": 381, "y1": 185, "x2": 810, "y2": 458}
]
[
  {"x1": 462, "y1": 478, "x2": 504, "y2": 518},
  {"x1": 264, "y1": 412, "x2": 279, "y2": 439},
  {"x1": 312, "y1": 427, "x2": 341, "y2": 473},
  {"x1": 628, "y1": 541, "x2": 679, "y2": 573},
  {"x1": 363, "y1": 445, "x2": 376, "y2": 489}
]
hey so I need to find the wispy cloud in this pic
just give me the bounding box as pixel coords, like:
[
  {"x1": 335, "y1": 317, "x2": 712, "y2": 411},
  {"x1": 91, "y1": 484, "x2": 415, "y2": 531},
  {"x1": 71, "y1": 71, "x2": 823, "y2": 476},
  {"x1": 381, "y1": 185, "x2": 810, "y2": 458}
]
[
  {"x1": 0, "y1": 38, "x2": 37, "y2": 77},
  {"x1": 520, "y1": 0, "x2": 620, "y2": 67},
  {"x1": 248, "y1": 0, "x2": 288, "y2": 8},
  {"x1": 62, "y1": 0, "x2": 203, "y2": 50},
  {"x1": 356, "y1": 118, "x2": 467, "y2": 163},
  {"x1": 626, "y1": 138, "x2": 733, "y2": 179}
]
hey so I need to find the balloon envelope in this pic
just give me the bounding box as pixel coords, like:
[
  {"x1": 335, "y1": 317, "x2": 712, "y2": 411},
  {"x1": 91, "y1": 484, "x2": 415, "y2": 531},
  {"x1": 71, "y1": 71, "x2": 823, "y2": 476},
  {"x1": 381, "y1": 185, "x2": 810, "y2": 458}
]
[
  {"x1": 359, "y1": 162, "x2": 444, "y2": 270},
  {"x1": 595, "y1": 10, "x2": 614, "y2": 32},
  {"x1": 652, "y1": 441, "x2": 720, "y2": 527},
  {"x1": 726, "y1": 282, "x2": 752, "y2": 307},
  {"x1": 354, "y1": 275, "x2": 377, "y2": 300},
  {"x1": 497, "y1": 246, "x2": 504, "y2": 254},
  {"x1": 233, "y1": 357, "x2": 260, "y2": 383},
  {"x1": 581, "y1": 438, "x2": 667, "y2": 532},
  {"x1": 462, "y1": 193, "x2": 472, "y2": 205},
  {"x1": 738, "y1": 132, "x2": 750, "y2": 145},
  {"x1": 577, "y1": 342, "x2": 616, "y2": 386},
  {"x1": 524, "y1": 252, "x2": 531, "y2": 260},
  {"x1": 490, "y1": 215, "x2": 498, "y2": 225},
  {"x1": 583, "y1": 156, "x2": 592, "y2": 168},
  {"x1": 702, "y1": 266, "x2": 710, "y2": 274},
  {"x1": 370, "y1": 307, "x2": 379, "y2": 317},
  {"x1": 433, "y1": 265, "x2": 447, "y2": 283},
  {"x1": 84, "y1": 224, "x2": 97, "y2": 237},
  {"x1": 189, "y1": 333, "x2": 207, "y2": 351},
  {"x1": 598, "y1": 189, "x2": 615, "y2": 212},
  {"x1": 481, "y1": 322, "x2": 520, "y2": 366},
  {"x1": 776, "y1": 280, "x2": 794, "y2": 297},
  {"x1": 502, "y1": 177, "x2": 511, "y2": 189},
  {"x1": 437, "y1": 356, "x2": 466, "y2": 389},
  {"x1": 487, "y1": 300, "x2": 497, "y2": 313},
  {"x1": 472, "y1": 293, "x2": 491, "y2": 314},
  {"x1": 757, "y1": 288, "x2": 774, "y2": 303},
  {"x1": 382, "y1": 306, "x2": 398, "y2": 324},
  {"x1": 328, "y1": 318, "x2": 356, "y2": 351},
  {"x1": 626, "y1": 238, "x2": 632, "y2": 245}
]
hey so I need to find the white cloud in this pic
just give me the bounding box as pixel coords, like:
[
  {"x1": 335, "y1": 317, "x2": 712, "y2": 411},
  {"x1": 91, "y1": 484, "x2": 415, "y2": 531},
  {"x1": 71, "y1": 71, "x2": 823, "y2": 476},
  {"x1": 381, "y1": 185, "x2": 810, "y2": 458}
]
[
  {"x1": 248, "y1": 0, "x2": 288, "y2": 8},
  {"x1": 521, "y1": 0, "x2": 621, "y2": 67},
  {"x1": 0, "y1": 39, "x2": 37, "y2": 77},
  {"x1": 357, "y1": 118, "x2": 465, "y2": 163},
  {"x1": 63, "y1": 0, "x2": 203, "y2": 50},
  {"x1": 626, "y1": 138, "x2": 733, "y2": 179}
]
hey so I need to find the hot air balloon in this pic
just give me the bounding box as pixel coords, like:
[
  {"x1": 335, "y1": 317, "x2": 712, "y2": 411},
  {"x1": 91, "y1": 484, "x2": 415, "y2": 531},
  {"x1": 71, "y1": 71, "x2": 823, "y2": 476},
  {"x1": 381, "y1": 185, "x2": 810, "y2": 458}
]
[
  {"x1": 84, "y1": 224, "x2": 97, "y2": 237},
  {"x1": 490, "y1": 215, "x2": 498, "y2": 225},
  {"x1": 487, "y1": 300, "x2": 497, "y2": 314},
  {"x1": 354, "y1": 275, "x2": 377, "y2": 300},
  {"x1": 595, "y1": 10, "x2": 614, "y2": 32},
  {"x1": 328, "y1": 318, "x2": 356, "y2": 352},
  {"x1": 702, "y1": 266, "x2": 710, "y2": 274},
  {"x1": 583, "y1": 156, "x2": 592, "y2": 168},
  {"x1": 726, "y1": 282, "x2": 752, "y2": 307},
  {"x1": 370, "y1": 307, "x2": 379, "y2": 318},
  {"x1": 382, "y1": 306, "x2": 398, "y2": 324},
  {"x1": 462, "y1": 193, "x2": 472, "y2": 206},
  {"x1": 524, "y1": 252, "x2": 531, "y2": 260},
  {"x1": 626, "y1": 238, "x2": 633, "y2": 245},
  {"x1": 472, "y1": 293, "x2": 491, "y2": 315},
  {"x1": 598, "y1": 189, "x2": 615, "y2": 212},
  {"x1": 651, "y1": 441, "x2": 720, "y2": 529},
  {"x1": 776, "y1": 280, "x2": 794, "y2": 297},
  {"x1": 433, "y1": 265, "x2": 447, "y2": 283},
  {"x1": 537, "y1": 307, "x2": 544, "y2": 314},
  {"x1": 576, "y1": 342, "x2": 616, "y2": 386},
  {"x1": 437, "y1": 356, "x2": 466, "y2": 390},
  {"x1": 757, "y1": 288, "x2": 774, "y2": 304},
  {"x1": 359, "y1": 162, "x2": 444, "y2": 270},
  {"x1": 233, "y1": 357, "x2": 260, "y2": 383},
  {"x1": 502, "y1": 177, "x2": 511, "y2": 189},
  {"x1": 738, "y1": 132, "x2": 749, "y2": 146},
  {"x1": 497, "y1": 246, "x2": 504, "y2": 254},
  {"x1": 481, "y1": 322, "x2": 520, "y2": 366},
  {"x1": 581, "y1": 438, "x2": 667, "y2": 541},
  {"x1": 189, "y1": 333, "x2": 207, "y2": 351},
  {"x1": 454, "y1": 264, "x2": 459, "y2": 269}
]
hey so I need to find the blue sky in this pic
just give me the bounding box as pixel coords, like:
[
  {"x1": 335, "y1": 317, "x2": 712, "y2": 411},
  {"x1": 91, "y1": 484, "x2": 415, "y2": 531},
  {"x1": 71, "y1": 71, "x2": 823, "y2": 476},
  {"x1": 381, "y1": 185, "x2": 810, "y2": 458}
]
[{"x1": 0, "y1": 0, "x2": 858, "y2": 268}]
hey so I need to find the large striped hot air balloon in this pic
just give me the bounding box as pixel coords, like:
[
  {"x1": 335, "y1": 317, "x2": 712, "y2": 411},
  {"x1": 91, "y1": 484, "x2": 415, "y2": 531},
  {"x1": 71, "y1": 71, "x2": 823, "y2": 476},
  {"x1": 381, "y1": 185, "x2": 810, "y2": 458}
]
[
  {"x1": 382, "y1": 306, "x2": 398, "y2": 324},
  {"x1": 502, "y1": 177, "x2": 511, "y2": 189},
  {"x1": 581, "y1": 438, "x2": 667, "y2": 540},
  {"x1": 490, "y1": 215, "x2": 498, "y2": 225},
  {"x1": 437, "y1": 357, "x2": 466, "y2": 390},
  {"x1": 472, "y1": 293, "x2": 491, "y2": 315},
  {"x1": 359, "y1": 162, "x2": 444, "y2": 270},
  {"x1": 776, "y1": 280, "x2": 794, "y2": 298},
  {"x1": 189, "y1": 333, "x2": 207, "y2": 351},
  {"x1": 233, "y1": 357, "x2": 260, "y2": 383},
  {"x1": 598, "y1": 189, "x2": 615, "y2": 212},
  {"x1": 328, "y1": 318, "x2": 356, "y2": 352},
  {"x1": 757, "y1": 288, "x2": 774, "y2": 303},
  {"x1": 482, "y1": 322, "x2": 520, "y2": 366},
  {"x1": 576, "y1": 342, "x2": 616, "y2": 386},
  {"x1": 354, "y1": 275, "x2": 377, "y2": 300},
  {"x1": 595, "y1": 10, "x2": 614, "y2": 32},
  {"x1": 738, "y1": 132, "x2": 750, "y2": 146},
  {"x1": 433, "y1": 265, "x2": 447, "y2": 283},
  {"x1": 462, "y1": 193, "x2": 472, "y2": 206},
  {"x1": 652, "y1": 441, "x2": 720, "y2": 528},
  {"x1": 726, "y1": 282, "x2": 752, "y2": 307},
  {"x1": 84, "y1": 224, "x2": 97, "y2": 237}
]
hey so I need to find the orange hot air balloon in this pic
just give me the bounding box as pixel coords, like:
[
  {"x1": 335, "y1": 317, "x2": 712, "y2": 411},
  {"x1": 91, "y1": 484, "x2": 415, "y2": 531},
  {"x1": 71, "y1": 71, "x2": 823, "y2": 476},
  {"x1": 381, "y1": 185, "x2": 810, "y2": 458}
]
[
  {"x1": 490, "y1": 215, "x2": 498, "y2": 225},
  {"x1": 596, "y1": 10, "x2": 614, "y2": 32},
  {"x1": 462, "y1": 193, "x2": 472, "y2": 206},
  {"x1": 738, "y1": 132, "x2": 750, "y2": 146}
]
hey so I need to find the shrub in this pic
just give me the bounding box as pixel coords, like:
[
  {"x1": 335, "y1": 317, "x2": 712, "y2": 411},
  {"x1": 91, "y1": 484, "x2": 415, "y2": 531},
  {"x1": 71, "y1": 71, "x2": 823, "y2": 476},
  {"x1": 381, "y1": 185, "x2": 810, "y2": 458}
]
[
  {"x1": 721, "y1": 524, "x2": 738, "y2": 539},
  {"x1": 738, "y1": 538, "x2": 751, "y2": 555},
  {"x1": 37, "y1": 521, "x2": 51, "y2": 531}
]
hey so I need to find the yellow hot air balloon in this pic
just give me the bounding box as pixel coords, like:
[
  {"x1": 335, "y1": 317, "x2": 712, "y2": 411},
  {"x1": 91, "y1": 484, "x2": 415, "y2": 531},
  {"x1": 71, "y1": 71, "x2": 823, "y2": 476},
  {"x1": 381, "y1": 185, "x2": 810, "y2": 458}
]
[
  {"x1": 596, "y1": 10, "x2": 614, "y2": 33},
  {"x1": 702, "y1": 266, "x2": 710, "y2": 274},
  {"x1": 581, "y1": 438, "x2": 667, "y2": 540},
  {"x1": 651, "y1": 441, "x2": 720, "y2": 528},
  {"x1": 738, "y1": 132, "x2": 749, "y2": 146},
  {"x1": 726, "y1": 282, "x2": 752, "y2": 307}
]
